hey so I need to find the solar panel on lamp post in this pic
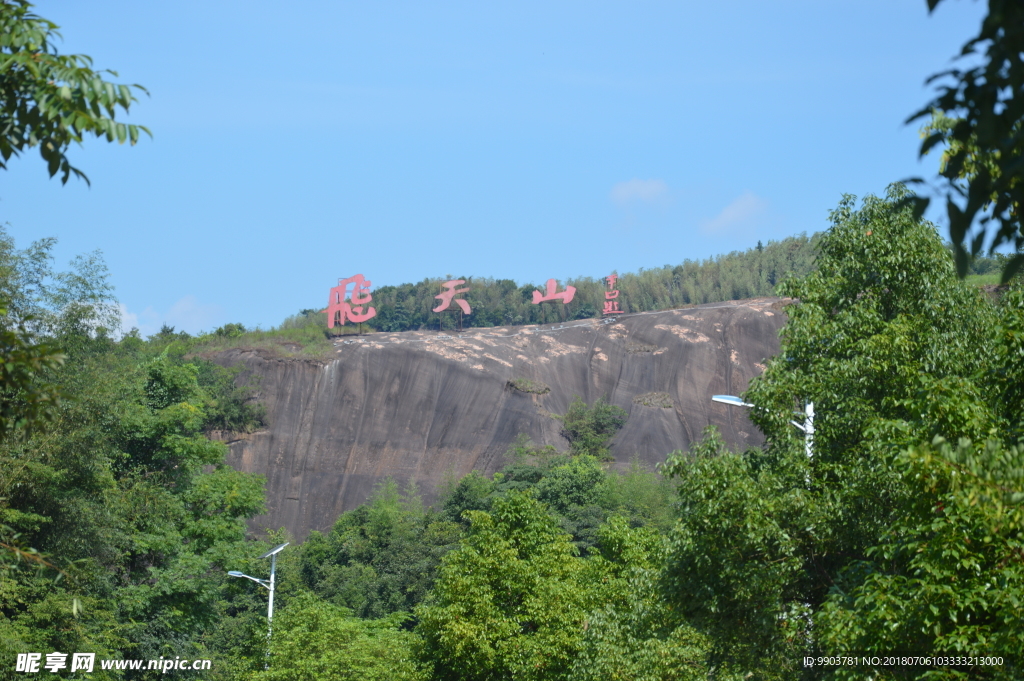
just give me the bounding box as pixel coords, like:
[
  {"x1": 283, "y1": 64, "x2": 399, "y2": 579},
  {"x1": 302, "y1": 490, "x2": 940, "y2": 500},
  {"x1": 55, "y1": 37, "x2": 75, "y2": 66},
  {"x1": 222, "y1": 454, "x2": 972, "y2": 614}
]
[
  {"x1": 711, "y1": 395, "x2": 814, "y2": 459},
  {"x1": 228, "y1": 542, "x2": 289, "y2": 668}
]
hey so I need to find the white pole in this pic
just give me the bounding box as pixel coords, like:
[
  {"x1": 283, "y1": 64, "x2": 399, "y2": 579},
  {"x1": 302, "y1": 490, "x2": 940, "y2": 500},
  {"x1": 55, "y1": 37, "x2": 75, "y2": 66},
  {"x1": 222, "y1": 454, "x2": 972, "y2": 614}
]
[
  {"x1": 265, "y1": 553, "x2": 277, "y2": 670},
  {"x1": 228, "y1": 543, "x2": 287, "y2": 672},
  {"x1": 268, "y1": 552, "x2": 276, "y2": 624},
  {"x1": 804, "y1": 401, "x2": 814, "y2": 459}
]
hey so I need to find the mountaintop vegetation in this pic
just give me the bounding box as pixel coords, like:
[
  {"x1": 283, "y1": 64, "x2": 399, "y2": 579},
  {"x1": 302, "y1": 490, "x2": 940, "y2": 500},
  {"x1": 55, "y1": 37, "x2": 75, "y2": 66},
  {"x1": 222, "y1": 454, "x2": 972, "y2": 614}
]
[
  {"x1": 176, "y1": 236, "x2": 1010, "y2": 364},
  {"x1": 178, "y1": 233, "x2": 821, "y2": 362}
]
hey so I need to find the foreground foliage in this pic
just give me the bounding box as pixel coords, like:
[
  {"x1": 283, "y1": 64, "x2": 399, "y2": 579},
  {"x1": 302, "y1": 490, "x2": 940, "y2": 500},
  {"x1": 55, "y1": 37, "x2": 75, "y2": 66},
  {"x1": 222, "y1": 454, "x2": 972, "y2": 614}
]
[
  {"x1": 912, "y1": 0, "x2": 1024, "y2": 281},
  {"x1": 0, "y1": 0, "x2": 149, "y2": 185},
  {"x1": 0, "y1": 234, "x2": 268, "y2": 679},
  {"x1": 662, "y1": 187, "x2": 1023, "y2": 678}
]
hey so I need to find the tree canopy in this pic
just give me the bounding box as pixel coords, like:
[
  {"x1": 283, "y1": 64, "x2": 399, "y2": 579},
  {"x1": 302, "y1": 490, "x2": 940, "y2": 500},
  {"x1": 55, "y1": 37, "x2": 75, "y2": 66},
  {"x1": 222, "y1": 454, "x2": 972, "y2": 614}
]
[
  {"x1": 0, "y1": 0, "x2": 149, "y2": 185},
  {"x1": 911, "y1": 0, "x2": 1024, "y2": 282},
  {"x1": 662, "y1": 186, "x2": 1023, "y2": 676},
  {"x1": 0, "y1": 240, "x2": 270, "y2": 675}
]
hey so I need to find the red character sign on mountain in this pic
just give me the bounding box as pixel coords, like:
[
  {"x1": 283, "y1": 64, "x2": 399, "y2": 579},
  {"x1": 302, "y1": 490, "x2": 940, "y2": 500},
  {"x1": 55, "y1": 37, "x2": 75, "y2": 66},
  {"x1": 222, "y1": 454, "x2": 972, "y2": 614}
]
[
  {"x1": 603, "y1": 273, "x2": 623, "y2": 314},
  {"x1": 433, "y1": 279, "x2": 472, "y2": 314},
  {"x1": 532, "y1": 278, "x2": 576, "y2": 305},
  {"x1": 324, "y1": 274, "x2": 377, "y2": 328}
]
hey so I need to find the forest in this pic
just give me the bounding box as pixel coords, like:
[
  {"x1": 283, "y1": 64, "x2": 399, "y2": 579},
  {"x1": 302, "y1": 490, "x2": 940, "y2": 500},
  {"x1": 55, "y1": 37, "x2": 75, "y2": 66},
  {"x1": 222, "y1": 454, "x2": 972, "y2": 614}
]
[
  {"x1": 351, "y1": 235, "x2": 819, "y2": 332},
  {"x1": 167, "y1": 234, "x2": 823, "y2": 361},
  {"x1": 196, "y1": 237, "x2": 1008, "y2": 353},
  {"x1": 3, "y1": 0, "x2": 1024, "y2": 678},
  {"x1": 1, "y1": 187, "x2": 1022, "y2": 680}
]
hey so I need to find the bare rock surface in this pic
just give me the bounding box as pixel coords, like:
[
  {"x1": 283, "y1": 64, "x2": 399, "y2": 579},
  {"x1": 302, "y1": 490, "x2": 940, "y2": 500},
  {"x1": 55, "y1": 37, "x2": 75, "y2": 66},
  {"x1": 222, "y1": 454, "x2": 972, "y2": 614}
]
[{"x1": 212, "y1": 298, "x2": 790, "y2": 539}]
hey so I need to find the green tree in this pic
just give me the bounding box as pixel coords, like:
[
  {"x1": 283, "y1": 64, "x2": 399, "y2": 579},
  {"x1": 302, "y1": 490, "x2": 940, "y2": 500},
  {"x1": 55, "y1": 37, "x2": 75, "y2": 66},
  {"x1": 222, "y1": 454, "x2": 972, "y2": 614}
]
[
  {"x1": 415, "y1": 490, "x2": 589, "y2": 681},
  {"x1": 299, "y1": 479, "x2": 461, "y2": 619},
  {"x1": 0, "y1": 341, "x2": 266, "y2": 676},
  {"x1": 254, "y1": 592, "x2": 426, "y2": 681},
  {"x1": 910, "y1": 0, "x2": 1024, "y2": 281},
  {"x1": 0, "y1": 228, "x2": 117, "y2": 445},
  {"x1": 570, "y1": 516, "x2": 712, "y2": 681},
  {"x1": 439, "y1": 433, "x2": 676, "y2": 555},
  {"x1": 812, "y1": 285, "x2": 1024, "y2": 676},
  {"x1": 661, "y1": 186, "x2": 1003, "y2": 672},
  {"x1": 438, "y1": 470, "x2": 497, "y2": 525},
  {"x1": 559, "y1": 396, "x2": 627, "y2": 459},
  {"x1": 0, "y1": 239, "x2": 269, "y2": 676},
  {"x1": 817, "y1": 436, "x2": 1024, "y2": 679},
  {"x1": 0, "y1": 0, "x2": 151, "y2": 565},
  {"x1": 661, "y1": 427, "x2": 806, "y2": 676},
  {"x1": 0, "y1": 0, "x2": 149, "y2": 185},
  {"x1": 594, "y1": 458, "x2": 678, "y2": 535},
  {"x1": 0, "y1": 309, "x2": 61, "y2": 439},
  {"x1": 534, "y1": 454, "x2": 606, "y2": 552}
]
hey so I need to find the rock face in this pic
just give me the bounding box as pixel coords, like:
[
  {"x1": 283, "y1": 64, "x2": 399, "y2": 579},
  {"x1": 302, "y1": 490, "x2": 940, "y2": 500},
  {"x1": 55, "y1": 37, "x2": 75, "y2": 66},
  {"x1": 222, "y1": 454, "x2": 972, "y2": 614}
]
[{"x1": 214, "y1": 298, "x2": 789, "y2": 540}]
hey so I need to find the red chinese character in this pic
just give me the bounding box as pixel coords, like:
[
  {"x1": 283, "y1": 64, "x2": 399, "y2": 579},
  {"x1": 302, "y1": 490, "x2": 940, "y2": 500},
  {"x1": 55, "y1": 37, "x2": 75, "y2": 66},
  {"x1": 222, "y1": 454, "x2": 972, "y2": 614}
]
[
  {"x1": 433, "y1": 279, "x2": 472, "y2": 314},
  {"x1": 605, "y1": 290, "x2": 619, "y2": 299},
  {"x1": 324, "y1": 274, "x2": 377, "y2": 328},
  {"x1": 532, "y1": 278, "x2": 576, "y2": 305},
  {"x1": 603, "y1": 300, "x2": 624, "y2": 314},
  {"x1": 605, "y1": 273, "x2": 618, "y2": 289}
]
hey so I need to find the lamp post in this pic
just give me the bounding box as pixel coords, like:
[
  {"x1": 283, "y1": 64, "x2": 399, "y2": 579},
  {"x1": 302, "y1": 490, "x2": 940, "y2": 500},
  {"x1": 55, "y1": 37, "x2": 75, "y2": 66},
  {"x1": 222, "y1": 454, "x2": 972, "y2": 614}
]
[
  {"x1": 228, "y1": 542, "x2": 289, "y2": 668},
  {"x1": 711, "y1": 395, "x2": 814, "y2": 459},
  {"x1": 711, "y1": 395, "x2": 815, "y2": 639}
]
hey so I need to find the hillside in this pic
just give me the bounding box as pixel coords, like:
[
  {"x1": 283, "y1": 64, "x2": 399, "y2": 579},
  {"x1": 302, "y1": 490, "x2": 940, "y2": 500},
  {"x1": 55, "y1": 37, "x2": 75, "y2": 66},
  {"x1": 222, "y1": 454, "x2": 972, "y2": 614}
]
[{"x1": 211, "y1": 297, "x2": 790, "y2": 539}]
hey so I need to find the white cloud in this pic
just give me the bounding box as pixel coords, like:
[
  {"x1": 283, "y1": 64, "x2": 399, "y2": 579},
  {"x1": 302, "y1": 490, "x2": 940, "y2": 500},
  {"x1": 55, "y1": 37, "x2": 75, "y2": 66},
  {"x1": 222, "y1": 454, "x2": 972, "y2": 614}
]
[
  {"x1": 165, "y1": 295, "x2": 224, "y2": 334},
  {"x1": 119, "y1": 295, "x2": 224, "y2": 338},
  {"x1": 118, "y1": 304, "x2": 138, "y2": 331},
  {"x1": 701, "y1": 191, "x2": 768, "y2": 233},
  {"x1": 118, "y1": 303, "x2": 160, "y2": 338},
  {"x1": 118, "y1": 304, "x2": 140, "y2": 333},
  {"x1": 610, "y1": 178, "x2": 669, "y2": 204}
]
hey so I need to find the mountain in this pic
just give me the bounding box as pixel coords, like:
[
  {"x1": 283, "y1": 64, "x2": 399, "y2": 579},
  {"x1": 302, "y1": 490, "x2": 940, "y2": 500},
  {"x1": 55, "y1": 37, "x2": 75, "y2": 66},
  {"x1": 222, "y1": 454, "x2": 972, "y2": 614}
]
[{"x1": 212, "y1": 297, "x2": 789, "y2": 539}]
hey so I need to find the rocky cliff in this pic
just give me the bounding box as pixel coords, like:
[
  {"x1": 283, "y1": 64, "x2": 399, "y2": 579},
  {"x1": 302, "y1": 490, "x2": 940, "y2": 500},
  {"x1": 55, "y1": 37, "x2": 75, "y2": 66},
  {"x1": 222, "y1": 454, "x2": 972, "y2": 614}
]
[{"x1": 214, "y1": 297, "x2": 789, "y2": 540}]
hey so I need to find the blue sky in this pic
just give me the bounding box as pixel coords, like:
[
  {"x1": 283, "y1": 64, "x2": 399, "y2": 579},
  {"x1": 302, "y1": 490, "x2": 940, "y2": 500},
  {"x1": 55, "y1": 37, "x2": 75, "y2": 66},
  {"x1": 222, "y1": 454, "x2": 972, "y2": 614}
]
[{"x1": 1, "y1": 1, "x2": 987, "y2": 335}]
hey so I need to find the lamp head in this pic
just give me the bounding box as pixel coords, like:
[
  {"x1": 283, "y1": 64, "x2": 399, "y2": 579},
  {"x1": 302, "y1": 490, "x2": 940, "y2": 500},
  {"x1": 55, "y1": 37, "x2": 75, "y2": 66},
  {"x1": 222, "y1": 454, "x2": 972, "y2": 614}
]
[
  {"x1": 711, "y1": 395, "x2": 754, "y2": 408},
  {"x1": 259, "y1": 542, "x2": 290, "y2": 559}
]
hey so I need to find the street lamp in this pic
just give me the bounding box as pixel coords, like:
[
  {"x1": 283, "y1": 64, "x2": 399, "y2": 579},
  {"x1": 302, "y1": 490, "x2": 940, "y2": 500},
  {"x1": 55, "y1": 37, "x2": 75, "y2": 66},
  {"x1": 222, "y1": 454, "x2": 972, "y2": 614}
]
[
  {"x1": 228, "y1": 542, "x2": 289, "y2": 667},
  {"x1": 711, "y1": 395, "x2": 814, "y2": 459},
  {"x1": 712, "y1": 395, "x2": 816, "y2": 638}
]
